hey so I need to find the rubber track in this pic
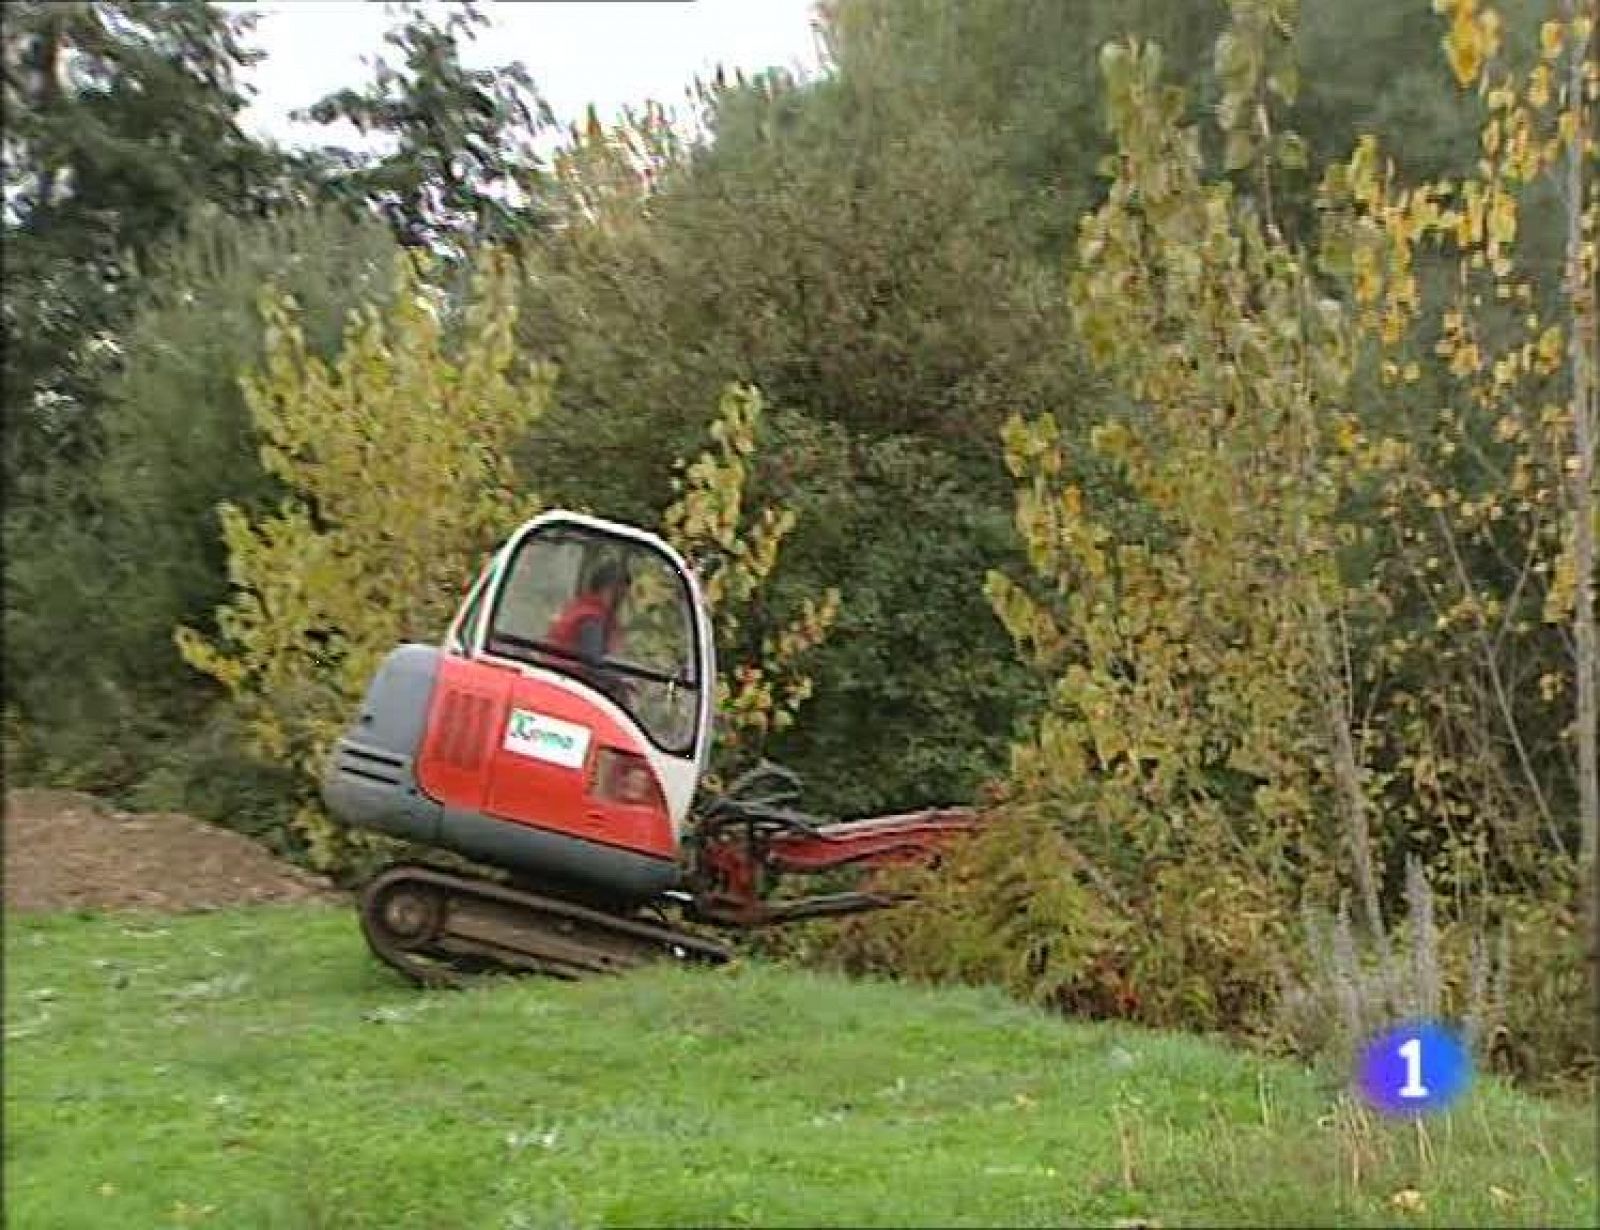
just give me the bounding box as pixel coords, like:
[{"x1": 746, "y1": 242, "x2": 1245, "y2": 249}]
[{"x1": 359, "y1": 862, "x2": 731, "y2": 988}]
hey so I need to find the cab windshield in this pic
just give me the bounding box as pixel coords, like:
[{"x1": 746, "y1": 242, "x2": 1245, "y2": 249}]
[{"x1": 482, "y1": 526, "x2": 701, "y2": 755}]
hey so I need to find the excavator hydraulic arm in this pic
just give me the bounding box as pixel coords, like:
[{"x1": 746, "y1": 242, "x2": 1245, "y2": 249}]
[{"x1": 683, "y1": 764, "x2": 979, "y2": 927}]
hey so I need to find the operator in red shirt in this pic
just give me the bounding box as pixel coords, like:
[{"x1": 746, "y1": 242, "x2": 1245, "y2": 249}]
[{"x1": 543, "y1": 560, "x2": 631, "y2": 702}]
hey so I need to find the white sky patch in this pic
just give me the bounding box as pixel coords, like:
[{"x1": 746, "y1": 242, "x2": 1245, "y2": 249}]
[{"x1": 229, "y1": 1, "x2": 827, "y2": 152}]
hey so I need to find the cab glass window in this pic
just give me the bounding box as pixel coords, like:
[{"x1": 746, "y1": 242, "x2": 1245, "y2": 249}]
[{"x1": 484, "y1": 526, "x2": 700, "y2": 754}]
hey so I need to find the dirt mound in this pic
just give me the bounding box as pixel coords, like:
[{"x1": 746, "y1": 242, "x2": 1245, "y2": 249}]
[{"x1": 3, "y1": 788, "x2": 343, "y2": 914}]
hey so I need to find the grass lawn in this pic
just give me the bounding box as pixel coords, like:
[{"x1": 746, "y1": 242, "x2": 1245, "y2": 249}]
[{"x1": 5, "y1": 903, "x2": 1596, "y2": 1228}]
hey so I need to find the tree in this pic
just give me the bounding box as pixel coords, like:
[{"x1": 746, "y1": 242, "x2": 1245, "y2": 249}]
[
  {"x1": 3, "y1": 205, "x2": 398, "y2": 788},
  {"x1": 1320, "y1": 0, "x2": 1595, "y2": 951},
  {"x1": 990, "y1": 1, "x2": 1360, "y2": 918},
  {"x1": 815, "y1": 0, "x2": 1225, "y2": 254},
  {"x1": 1, "y1": 0, "x2": 290, "y2": 486},
  {"x1": 295, "y1": 1, "x2": 555, "y2": 258},
  {"x1": 516, "y1": 62, "x2": 1075, "y2": 815},
  {"x1": 177, "y1": 251, "x2": 553, "y2": 868},
  {"x1": 987, "y1": 0, "x2": 1592, "y2": 920},
  {"x1": 518, "y1": 29, "x2": 1092, "y2": 512},
  {"x1": 547, "y1": 99, "x2": 685, "y2": 233},
  {"x1": 949, "y1": 0, "x2": 1594, "y2": 1074},
  {"x1": 660, "y1": 385, "x2": 841, "y2": 786}
]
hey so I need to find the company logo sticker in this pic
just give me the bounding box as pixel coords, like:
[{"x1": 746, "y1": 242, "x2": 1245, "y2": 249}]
[{"x1": 504, "y1": 709, "x2": 591, "y2": 769}]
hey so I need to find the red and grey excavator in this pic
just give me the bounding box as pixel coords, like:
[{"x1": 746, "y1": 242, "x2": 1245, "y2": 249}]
[{"x1": 322, "y1": 510, "x2": 976, "y2": 984}]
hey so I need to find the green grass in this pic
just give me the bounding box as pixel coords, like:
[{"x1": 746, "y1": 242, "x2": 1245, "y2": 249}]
[{"x1": 5, "y1": 905, "x2": 1595, "y2": 1229}]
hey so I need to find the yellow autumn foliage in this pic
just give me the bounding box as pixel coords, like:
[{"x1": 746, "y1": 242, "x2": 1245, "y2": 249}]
[
  {"x1": 663, "y1": 384, "x2": 841, "y2": 780},
  {"x1": 178, "y1": 251, "x2": 553, "y2": 868}
]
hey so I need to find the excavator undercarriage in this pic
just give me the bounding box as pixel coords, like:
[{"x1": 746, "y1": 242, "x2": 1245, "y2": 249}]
[
  {"x1": 359, "y1": 863, "x2": 731, "y2": 987},
  {"x1": 356, "y1": 766, "x2": 976, "y2": 986}
]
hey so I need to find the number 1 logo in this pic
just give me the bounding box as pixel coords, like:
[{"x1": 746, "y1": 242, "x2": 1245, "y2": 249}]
[
  {"x1": 1358, "y1": 1022, "x2": 1470, "y2": 1117},
  {"x1": 1397, "y1": 1036, "x2": 1429, "y2": 1099}
]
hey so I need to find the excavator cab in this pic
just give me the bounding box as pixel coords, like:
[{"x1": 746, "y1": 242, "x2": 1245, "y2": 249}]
[
  {"x1": 323, "y1": 512, "x2": 715, "y2": 905},
  {"x1": 458, "y1": 518, "x2": 710, "y2": 739}
]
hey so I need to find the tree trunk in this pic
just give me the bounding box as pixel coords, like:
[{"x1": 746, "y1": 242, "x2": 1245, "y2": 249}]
[
  {"x1": 1312, "y1": 589, "x2": 1389, "y2": 961},
  {"x1": 1561, "y1": 0, "x2": 1597, "y2": 972}
]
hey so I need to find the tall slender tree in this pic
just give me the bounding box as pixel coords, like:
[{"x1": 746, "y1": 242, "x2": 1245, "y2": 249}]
[{"x1": 294, "y1": 2, "x2": 555, "y2": 257}]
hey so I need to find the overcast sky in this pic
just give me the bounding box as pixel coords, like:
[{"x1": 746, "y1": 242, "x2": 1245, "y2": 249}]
[{"x1": 232, "y1": 1, "x2": 827, "y2": 150}]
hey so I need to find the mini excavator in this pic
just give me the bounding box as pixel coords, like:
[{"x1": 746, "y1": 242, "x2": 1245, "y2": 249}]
[{"x1": 322, "y1": 510, "x2": 976, "y2": 985}]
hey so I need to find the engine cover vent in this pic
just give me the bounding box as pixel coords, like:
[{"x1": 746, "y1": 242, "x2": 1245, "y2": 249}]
[{"x1": 435, "y1": 690, "x2": 492, "y2": 770}]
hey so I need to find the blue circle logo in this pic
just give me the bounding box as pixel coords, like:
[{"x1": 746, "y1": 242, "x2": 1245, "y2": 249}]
[{"x1": 1356, "y1": 1021, "x2": 1472, "y2": 1116}]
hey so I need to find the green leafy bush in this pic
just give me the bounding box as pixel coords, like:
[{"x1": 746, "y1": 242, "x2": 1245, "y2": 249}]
[
  {"x1": 821, "y1": 806, "x2": 1137, "y2": 1017},
  {"x1": 122, "y1": 708, "x2": 301, "y2": 848},
  {"x1": 3, "y1": 205, "x2": 398, "y2": 800},
  {"x1": 815, "y1": 799, "x2": 1285, "y2": 1035},
  {"x1": 756, "y1": 417, "x2": 1043, "y2": 817}
]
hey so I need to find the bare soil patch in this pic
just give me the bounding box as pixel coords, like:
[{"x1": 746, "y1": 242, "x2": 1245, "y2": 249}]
[{"x1": 4, "y1": 788, "x2": 342, "y2": 914}]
